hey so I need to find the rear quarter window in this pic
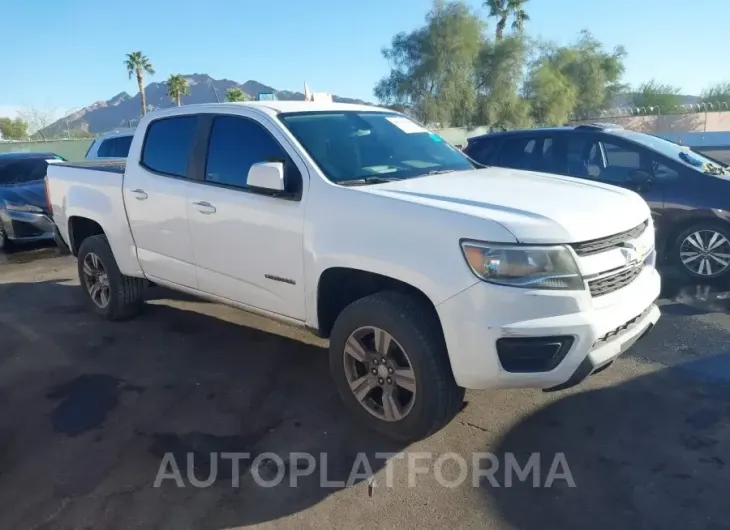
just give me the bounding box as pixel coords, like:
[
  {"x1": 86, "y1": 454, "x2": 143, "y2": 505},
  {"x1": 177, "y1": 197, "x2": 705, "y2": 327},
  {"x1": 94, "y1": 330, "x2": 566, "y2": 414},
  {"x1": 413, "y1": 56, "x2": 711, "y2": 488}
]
[
  {"x1": 96, "y1": 139, "x2": 115, "y2": 158},
  {"x1": 141, "y1": 116, "x2": 197, "y2": 177},
  {"x1": 114, "y1": 135, "x2": 133, "y2": 157}
]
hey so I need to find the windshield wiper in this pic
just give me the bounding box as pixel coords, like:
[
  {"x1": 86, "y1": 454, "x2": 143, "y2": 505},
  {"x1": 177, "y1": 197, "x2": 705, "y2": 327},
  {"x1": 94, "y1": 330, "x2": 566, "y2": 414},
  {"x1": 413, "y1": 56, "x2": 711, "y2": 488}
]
[
  {"x1": 422, "y1": 169, "x2": 456, "y2": 176},
  {"x1": 338, "y1": 176, "x2": 403, "y2": 186}
]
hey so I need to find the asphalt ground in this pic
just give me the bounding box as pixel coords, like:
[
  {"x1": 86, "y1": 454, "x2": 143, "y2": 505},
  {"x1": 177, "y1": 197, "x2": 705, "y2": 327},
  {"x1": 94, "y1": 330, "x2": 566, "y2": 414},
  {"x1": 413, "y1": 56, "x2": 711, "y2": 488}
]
[{"x1": 0, "y1": 244, "x2": 729, "y2": 530}]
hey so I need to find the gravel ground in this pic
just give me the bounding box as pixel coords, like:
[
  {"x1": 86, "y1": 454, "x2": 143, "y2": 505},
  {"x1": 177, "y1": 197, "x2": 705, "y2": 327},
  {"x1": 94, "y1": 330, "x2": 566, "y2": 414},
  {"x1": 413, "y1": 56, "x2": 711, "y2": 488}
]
[{"x1": 0, "y1": 246, "x2": 729, "y2": 530}]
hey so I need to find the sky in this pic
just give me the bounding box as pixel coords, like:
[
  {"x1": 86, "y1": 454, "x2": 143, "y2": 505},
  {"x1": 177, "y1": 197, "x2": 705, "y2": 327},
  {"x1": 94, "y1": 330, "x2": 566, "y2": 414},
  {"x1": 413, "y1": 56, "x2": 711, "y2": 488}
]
[{"x1": 2, "y1": 0, "x2": 729, "y2": 120}]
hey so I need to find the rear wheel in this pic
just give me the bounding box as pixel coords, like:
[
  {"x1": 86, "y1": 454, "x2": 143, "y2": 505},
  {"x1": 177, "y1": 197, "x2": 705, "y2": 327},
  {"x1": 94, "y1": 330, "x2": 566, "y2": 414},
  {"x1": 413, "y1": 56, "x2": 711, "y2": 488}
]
[
  {"x1": 329, "y1": 291, "x2": 464, "y2": 442},
  {"x1": 77, "y1": 235, "x2": 146, "y2": 320},
  {"x1": 674, "y1": 222, "x2": 730, "y2": 280}
]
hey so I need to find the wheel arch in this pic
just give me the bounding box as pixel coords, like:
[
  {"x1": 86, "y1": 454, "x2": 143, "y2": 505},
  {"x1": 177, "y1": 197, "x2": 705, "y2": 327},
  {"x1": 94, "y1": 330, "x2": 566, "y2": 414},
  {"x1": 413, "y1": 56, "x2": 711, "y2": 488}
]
[
  {"x1": 315, "y1": 267, "x2": 443, "y2": 340},
  {"x1": 67, "y1": 216, "x2": 106, "y2": 256}
]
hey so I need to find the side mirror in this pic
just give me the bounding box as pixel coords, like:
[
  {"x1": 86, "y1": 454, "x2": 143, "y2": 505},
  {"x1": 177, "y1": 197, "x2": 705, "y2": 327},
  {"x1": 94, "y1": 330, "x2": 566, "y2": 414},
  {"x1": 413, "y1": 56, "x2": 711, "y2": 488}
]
[{"x1": 247, "y1": 161, "x2": 285, "y2": 192}]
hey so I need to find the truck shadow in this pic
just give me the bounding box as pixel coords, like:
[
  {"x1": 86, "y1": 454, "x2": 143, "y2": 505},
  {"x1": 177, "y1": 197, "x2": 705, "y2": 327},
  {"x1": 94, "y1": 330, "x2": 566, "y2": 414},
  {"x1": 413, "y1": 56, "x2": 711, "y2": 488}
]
[
  {"x1": 658, "y1": 267, "x2": 730, "y2": 315},
  {"x1": 482, "y1": 358, "x2": 730, "y2": 529},
  {"x1": 0, "y1": 279, "x2": 404, "y2": 529}
]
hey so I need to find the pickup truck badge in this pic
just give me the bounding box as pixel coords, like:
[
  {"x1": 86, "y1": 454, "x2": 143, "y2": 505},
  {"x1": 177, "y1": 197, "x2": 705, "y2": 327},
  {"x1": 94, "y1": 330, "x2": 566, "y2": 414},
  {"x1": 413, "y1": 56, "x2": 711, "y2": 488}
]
[{"x1": 265, "y1": 274, "x2": 296, "y2": 285}]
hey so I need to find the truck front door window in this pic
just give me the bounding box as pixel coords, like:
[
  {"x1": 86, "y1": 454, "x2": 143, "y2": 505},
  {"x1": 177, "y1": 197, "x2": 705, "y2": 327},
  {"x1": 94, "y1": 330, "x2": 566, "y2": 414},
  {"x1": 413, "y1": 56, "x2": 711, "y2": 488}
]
[{"x1": 205, "y1": 116, "x2": 294, "y2": 190}]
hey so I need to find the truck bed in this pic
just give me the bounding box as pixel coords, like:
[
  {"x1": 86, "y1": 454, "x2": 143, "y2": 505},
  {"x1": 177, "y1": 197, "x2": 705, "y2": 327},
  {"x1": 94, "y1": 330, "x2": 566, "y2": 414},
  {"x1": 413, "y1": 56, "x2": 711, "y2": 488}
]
[{"x1": 58, "y1": 159, "x2": 126, "y2": 174}]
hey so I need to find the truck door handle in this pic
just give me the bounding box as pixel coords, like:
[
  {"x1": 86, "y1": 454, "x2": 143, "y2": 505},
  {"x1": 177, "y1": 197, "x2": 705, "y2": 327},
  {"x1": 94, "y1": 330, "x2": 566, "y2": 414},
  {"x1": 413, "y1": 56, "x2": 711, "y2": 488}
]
[
  {"x1": 192, "y1": 201, "x2": 216, "y2": 214},
  {"x1": 130, "y1": 189, "x2": 148, "y2": 200}
]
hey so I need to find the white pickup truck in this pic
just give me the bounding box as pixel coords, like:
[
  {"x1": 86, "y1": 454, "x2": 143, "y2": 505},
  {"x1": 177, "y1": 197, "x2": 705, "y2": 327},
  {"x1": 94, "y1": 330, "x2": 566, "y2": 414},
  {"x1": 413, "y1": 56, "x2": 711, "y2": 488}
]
[{"x1": 46, "y1": 101, "x2": 661, "y2": 441}]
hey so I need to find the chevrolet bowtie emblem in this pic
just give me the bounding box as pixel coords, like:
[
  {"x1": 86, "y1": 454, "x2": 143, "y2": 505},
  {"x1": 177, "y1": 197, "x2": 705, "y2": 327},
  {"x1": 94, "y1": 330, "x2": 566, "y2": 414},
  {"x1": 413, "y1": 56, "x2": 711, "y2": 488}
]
[{"x1": 621, "y1": 241, "x2": 643, "y2": 266}]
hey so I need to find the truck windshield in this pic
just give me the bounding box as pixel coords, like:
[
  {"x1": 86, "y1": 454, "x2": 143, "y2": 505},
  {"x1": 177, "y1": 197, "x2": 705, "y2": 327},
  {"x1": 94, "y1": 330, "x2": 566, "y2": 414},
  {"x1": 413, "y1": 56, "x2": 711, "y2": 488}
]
[{"x1": 278, "y1": 111, "x2": 475, "y2": 184}]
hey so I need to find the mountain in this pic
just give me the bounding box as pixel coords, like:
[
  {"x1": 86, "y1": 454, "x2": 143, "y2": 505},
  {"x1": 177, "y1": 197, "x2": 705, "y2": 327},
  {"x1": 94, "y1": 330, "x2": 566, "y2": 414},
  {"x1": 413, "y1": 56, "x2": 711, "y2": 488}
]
[{"x1": 42, "y1": 74, "x2": 370, "y2": 135}]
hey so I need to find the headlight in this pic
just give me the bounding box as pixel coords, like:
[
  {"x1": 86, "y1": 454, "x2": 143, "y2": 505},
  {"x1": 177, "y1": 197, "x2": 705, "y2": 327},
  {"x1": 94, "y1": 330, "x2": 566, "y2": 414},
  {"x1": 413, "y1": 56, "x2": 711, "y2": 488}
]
[
  {"x1": 4, "y1": 202, "x2": 43, "y2": 214},
  {"x1": 460, "y1": 241, "x2": 584, "y2": 290}
]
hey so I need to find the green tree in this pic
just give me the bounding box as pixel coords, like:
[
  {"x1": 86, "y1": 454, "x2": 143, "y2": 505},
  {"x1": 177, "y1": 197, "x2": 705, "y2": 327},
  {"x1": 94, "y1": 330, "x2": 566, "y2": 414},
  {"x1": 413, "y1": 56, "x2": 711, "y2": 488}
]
[
  {"x1": 524, "y1": 64, "x2": 577, "y2": 125},
  {"x1": 0, "y1": 117, "x2": 29, "y2": 140},
  {"x1": 474, "y1": 35, "x2": 532, "y2": 129},
  {"x1": 632, "y1": 80, "x2": 682, "y2": 113},
  {"x1": 529, "y1": 31, "x2": 627, "y2": 119},
  {"x1": 166, "y1": 74, "x2": 190, "y2": 106},
  {"x1": 225, "y1": 87, "x2": 248, "y2": 102},
  {"x1": 701, "y1": 81, "x2": 730, "y2": 109},
  {"x1": 483, "y1": 0, "x2": 529, "y2": 40},
  {"x1": 124, "y1": 51, "x2": 155, "y2": 117},
  {"x1": 374, "y1": 0, "x2": 483, "y2": 126}
]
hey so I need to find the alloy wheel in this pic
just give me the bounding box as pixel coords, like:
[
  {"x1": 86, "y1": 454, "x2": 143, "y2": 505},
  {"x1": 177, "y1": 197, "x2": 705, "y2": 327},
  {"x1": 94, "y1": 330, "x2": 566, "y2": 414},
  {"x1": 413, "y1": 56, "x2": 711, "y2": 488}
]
[
  {"x1": 680, "y1": 229, "x2": 730, "y2": 277},
  {"x1": 82, "y1": 252, "x2": 111, "y2": 308},
  {"x1": 342, "y1": 326, "x2": 417, "y2": 422}
]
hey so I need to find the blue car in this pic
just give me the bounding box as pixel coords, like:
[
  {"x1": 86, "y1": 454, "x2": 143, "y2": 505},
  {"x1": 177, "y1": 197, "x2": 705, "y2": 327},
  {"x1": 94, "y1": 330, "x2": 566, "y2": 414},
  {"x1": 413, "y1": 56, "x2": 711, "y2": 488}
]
[{"x1": 0, "y1": 152, "x2": 65, "y2": 252}]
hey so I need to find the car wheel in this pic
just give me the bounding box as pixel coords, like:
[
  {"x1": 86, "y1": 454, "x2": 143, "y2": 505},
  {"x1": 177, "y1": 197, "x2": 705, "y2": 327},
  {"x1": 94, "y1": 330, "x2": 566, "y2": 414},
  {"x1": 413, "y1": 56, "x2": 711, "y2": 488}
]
[
  {"x1": 673, "y1": 222, "x2": 730, "y2": 280},
  {"x1": 77, "y1": 234, "x2": 146, "y2": 320},
  {"x1": 329, "y1": 291, "x2": 464, "y2": 442}
]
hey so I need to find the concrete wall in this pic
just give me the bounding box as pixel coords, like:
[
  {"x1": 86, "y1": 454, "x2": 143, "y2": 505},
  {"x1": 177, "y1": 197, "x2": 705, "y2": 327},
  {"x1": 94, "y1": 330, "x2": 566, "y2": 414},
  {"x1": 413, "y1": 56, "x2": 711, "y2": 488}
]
[
  {"x1": 574, "y1": 111, "x2": 730, "y2": 134},
  {"x1": 432, "y1": 126, "x2": 490, "y2": 147}
]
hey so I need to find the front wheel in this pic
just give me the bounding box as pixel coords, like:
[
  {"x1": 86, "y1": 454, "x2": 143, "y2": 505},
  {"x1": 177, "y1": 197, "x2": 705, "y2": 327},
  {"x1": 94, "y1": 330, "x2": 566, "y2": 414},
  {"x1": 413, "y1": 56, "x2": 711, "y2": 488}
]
[
  {"x1": 77, "y1": 234, "x2": 146, "y2": 320},
  {"x1": 0, "y1": 223, "x2": 9, "y2": 253},
  {"x1": 329, "y1": 291, "x2": 464, "y2": 442},
  {"x1": 673, "y1": 222, "x2": 730, "y2": 281}
]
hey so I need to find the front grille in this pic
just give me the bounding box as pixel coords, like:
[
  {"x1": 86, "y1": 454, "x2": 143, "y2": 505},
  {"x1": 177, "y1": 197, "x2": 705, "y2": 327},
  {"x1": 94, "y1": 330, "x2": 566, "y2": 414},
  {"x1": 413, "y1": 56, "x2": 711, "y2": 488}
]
[
  {"x1": 588, "y1": 263, "x2": 645, "y2": 297},
  {"x1": 570, "y1": 220, "x2": 648, "y2": 257}
]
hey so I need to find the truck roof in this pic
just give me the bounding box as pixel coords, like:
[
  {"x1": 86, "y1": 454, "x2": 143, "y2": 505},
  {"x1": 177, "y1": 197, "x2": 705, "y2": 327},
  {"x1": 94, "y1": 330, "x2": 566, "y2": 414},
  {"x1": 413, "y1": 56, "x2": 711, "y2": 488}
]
[{"x1": 143, "y1": 101, "x2": 383, "y2": 121}]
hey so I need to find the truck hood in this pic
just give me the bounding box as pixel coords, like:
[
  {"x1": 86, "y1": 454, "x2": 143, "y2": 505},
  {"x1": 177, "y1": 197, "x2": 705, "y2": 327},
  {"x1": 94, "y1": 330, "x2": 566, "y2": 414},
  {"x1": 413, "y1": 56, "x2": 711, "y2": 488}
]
[{"x1": 360, "y1": 167, "x2": 650, "y2": 243}]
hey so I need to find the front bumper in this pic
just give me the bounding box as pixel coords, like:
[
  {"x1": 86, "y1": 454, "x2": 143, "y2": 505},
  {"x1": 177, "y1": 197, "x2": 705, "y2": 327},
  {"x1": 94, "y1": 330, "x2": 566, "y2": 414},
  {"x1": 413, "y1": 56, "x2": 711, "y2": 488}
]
[
  {"x1": 436, "y1": 265, "x2": 661, "y2": 390},
  {"x1": 0, "y1": 209, "x2": 56, "y2": 243}
]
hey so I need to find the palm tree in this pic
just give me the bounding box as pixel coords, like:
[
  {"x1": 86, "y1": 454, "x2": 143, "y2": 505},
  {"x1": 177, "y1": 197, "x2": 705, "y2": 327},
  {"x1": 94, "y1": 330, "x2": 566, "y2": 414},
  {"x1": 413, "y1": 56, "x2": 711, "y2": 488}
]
[
  {"x1": 124, "y1": 51, "x2": 155, "y2": 116},
  {"x1": 484, "y1": 0, "x2": 530, "y2": 40},
  {"x1": 225, "y1": 87, "x2": 247, "y2": 102},
  {"x1": 167, "y1": 74, "x2": 190, "y2": 106}
]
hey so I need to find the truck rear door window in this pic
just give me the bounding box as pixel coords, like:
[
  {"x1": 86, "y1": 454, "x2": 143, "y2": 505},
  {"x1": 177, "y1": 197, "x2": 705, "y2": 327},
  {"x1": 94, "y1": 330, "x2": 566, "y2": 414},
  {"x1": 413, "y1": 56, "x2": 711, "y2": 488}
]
[{"x1": 141, "y1": 117, "x2": 197, "y2": 177}]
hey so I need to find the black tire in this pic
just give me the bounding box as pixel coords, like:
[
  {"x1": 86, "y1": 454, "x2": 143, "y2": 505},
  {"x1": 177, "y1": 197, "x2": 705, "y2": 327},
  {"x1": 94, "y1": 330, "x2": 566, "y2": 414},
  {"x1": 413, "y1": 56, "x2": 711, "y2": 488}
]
[
  {"x1": 329, "y1": 291, "x2": 464, "y2": 442},
  {"x1": 77, "y1": 234, "x2": 146, "y2": 320},
  {"x1": 672, "y1": 221, "x2": 730, "y2": 281},
  {"x1": 0, "y1": 223, "x2": 10, "y2": 253}
]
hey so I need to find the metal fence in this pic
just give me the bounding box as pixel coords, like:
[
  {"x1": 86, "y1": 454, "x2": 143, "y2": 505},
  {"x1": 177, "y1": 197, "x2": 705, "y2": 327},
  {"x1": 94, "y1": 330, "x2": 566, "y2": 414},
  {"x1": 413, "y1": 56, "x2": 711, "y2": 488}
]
[
  {"x1": 0, "y1": 139, "x2": 93, "y2": 161},
  {"x1": 0, "y1": 125, "x2": 491, "y2": 162},
  {"x1": 571, "y1": 103, "x2": 730, "y2": 122}
]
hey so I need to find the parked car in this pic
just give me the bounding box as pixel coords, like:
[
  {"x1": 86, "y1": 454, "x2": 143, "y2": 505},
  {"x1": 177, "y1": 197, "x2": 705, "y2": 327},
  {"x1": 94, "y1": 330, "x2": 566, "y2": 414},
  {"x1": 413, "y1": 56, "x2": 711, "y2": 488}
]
[
  {"x1": 464, "y1": 123, "x2": 730, "y2": 281},
  {"x1": 85, "y1": 129, "x2": 135, "y2": 160},
  {"x1": 46, "y1": 103, "x2": 660, "y2": 441},
  {"x1": 0, "y1": 152, "x2": 65, "y2": 252}
]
